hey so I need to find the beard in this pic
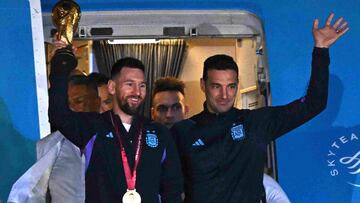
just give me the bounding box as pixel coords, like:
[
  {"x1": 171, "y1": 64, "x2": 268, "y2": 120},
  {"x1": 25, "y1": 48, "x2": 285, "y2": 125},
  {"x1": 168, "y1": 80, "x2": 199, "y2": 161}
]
[{"x1": 117, "y1": 96, "x2": 143, "y2": 115}]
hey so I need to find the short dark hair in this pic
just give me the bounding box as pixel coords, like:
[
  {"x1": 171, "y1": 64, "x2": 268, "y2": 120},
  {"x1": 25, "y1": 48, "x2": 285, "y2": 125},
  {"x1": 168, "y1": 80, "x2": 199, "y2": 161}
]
[
  {"x1": 202, "y1": 54, "x2": 239, "y2": 81},
  {"x1": 68, "y1": 75, "x2": 98, "y2": 95},
  {"x1": 68, "y1": 75, "x2": 88, "y2": 86},
  {"x1": 88, "y1": 72, "x2": 109, "y2": 86},
  {"x1": 152, "y1": 77, "x2": 185, "y2": 98},
  {"x1": 111, "y1": 57, "x2": 145, "y2": 79}
]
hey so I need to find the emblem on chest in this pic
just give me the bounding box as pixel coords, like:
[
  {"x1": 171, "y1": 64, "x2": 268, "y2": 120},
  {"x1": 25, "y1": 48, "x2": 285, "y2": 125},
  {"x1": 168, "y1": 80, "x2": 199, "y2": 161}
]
[
  {"x1": 230, "y1": 124, "x2": 245, "y2": 141},
  {"x1": 146, "y1": 130, "x2": 158, "y2": 148}
]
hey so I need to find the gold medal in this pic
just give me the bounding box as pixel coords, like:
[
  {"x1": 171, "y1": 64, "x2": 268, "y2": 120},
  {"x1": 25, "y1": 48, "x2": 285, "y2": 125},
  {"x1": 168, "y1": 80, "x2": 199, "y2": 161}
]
[{"x1": 122, "y1": 189, "x2": 141, "y2": 203}]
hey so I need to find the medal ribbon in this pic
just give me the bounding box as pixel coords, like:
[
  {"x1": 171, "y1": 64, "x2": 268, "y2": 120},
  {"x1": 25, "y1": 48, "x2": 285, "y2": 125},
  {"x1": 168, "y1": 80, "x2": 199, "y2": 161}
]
[{"x1": 110, "y1": 113, "x2": 143, "y2": 190}]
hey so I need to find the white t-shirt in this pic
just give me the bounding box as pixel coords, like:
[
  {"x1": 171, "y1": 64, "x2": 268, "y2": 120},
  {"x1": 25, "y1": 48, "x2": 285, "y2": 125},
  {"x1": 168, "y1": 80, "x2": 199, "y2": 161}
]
[{"x1": 123, "y1": 123, "x2": 131, "y2": 132}]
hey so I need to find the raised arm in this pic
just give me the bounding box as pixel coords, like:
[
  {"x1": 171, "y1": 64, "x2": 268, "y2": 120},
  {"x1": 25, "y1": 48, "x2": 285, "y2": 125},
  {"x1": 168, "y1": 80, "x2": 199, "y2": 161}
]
[
  {"x1": 252, "y1": 13, "x2": 349, "y2": 141},
  {"x1": 48, "y1": 41, "x2": 100, "y2": 148}
]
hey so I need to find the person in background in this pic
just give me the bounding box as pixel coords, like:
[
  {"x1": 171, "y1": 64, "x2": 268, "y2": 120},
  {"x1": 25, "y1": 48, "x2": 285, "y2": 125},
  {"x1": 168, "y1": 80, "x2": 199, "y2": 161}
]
[
  {"x1": 88, "y1": 72, "x2": 113, "y2": 113},
  {"x1": 151, "y1": 77, "x2": 189, "y2": 128},
  {"x1": 8, "y1": 73, "x2": 100, "y2": 203},
  {"x1": 67, "y1": 74, "x2": 100, "y2": 113},
  {"x1": 263, "y1": 173, "x2": 290, "y2": 203}
]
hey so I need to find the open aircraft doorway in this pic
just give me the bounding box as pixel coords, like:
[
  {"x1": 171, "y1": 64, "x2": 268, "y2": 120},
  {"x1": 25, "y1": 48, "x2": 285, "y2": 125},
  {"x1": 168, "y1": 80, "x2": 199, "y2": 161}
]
[{"x1": 42, "y1": 10, "x2": 277, "y2": 179}]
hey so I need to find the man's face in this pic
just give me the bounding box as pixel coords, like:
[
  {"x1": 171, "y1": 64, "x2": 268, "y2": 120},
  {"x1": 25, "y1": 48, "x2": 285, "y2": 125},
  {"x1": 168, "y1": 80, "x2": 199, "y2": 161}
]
[
  {"x1": 108, "y1": 67, "x2": 146, "y2": 115},
  {"x1": 201, "y1": 69, "x2": 238, "y2": 114},
  {"x1": 151, "y1": 91, "x2": 188, "y2": 128},
  {"x1": 98, "y1": 84, "x2": 113, "y2": 113},
  {"x1": 68, "y1": 84, "x2": 100, "y2": 112}
]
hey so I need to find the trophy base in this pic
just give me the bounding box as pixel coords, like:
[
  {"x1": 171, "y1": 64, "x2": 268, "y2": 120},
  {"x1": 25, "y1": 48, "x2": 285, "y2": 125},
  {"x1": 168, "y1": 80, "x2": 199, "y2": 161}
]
[{"x1": 52, "y1": 48, "x2": 78, "y2": 70}]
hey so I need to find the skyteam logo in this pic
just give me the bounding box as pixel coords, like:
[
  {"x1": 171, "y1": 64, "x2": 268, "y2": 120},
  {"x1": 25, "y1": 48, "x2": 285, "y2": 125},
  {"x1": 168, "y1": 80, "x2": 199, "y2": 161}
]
[
  {"x1": 339, "y1": 151, "x2": 360, "y2": 187},
  {"x1": 326, "y1": 133, "x2": 360, "y2": 188},
  {"x1": 231, "y1": 124, "x2": 245, "y2": 141},
  {"x1": 146, "y1": 131, "x2": 158, "y2": 148}
]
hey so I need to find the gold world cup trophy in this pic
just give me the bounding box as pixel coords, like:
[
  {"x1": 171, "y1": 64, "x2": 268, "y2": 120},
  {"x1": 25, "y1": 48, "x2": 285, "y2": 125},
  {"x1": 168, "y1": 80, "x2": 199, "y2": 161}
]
[{"x1": 52, "y1": 0, "x2": 81, "y2": 68}]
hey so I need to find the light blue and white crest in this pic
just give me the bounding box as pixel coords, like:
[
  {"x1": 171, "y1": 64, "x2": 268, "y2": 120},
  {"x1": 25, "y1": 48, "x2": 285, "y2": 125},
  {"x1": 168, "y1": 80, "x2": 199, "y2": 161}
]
[
  {"x1": 231, "y1": 124, "x2": 245, "y2": 141},
  {"x1": 146, "y1": 133, "x2": 158, "y2": 148}
]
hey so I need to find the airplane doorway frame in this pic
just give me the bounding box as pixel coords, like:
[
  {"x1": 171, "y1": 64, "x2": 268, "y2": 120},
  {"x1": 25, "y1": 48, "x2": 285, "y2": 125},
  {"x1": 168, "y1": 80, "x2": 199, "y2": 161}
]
[
  {"x1": 30, "y1": 0, "x2": 50, "y2": 139},
  {"x1": 40, "y1": 9, "x2": 277, "y2": 179}
]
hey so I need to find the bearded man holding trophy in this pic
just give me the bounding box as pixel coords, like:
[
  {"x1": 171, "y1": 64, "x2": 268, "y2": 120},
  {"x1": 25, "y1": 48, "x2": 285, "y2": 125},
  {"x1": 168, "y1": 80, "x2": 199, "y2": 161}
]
[
  {"x1": 49, "y1": 0, "x2": 184, "y2": 203},
  {"x1": 9, "y1": 0, "x2": 184, "y2": 202}
]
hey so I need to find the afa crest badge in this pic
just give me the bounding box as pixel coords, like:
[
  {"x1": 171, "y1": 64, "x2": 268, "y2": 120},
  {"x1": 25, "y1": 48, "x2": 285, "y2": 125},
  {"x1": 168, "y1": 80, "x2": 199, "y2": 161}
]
[
  {"x1": 146, "y1": 131, "x2": 158, "y2": 148},
  {"x1": 231, "y1": 124, "x2": 245, "y2": 141}
]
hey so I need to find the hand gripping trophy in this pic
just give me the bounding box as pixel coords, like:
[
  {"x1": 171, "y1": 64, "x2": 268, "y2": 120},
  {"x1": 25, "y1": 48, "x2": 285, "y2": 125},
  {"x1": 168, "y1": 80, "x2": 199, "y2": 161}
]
[{"x1": 51, "y1": 0, "x2": 81, "y2": 67}]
